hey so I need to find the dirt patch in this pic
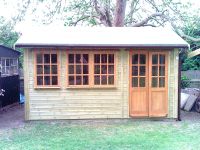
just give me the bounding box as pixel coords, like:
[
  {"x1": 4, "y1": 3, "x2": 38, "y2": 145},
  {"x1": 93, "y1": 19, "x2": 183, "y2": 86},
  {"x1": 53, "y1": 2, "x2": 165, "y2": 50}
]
[{"x1": 0, "y1": 104, "x2": 25, "y2": 130}]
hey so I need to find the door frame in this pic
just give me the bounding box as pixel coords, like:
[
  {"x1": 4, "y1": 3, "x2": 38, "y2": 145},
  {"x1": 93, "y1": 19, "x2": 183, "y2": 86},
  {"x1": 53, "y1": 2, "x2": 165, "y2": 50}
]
[{"x1": 129, "y1": 50, "x2": 169, "y2": 118}]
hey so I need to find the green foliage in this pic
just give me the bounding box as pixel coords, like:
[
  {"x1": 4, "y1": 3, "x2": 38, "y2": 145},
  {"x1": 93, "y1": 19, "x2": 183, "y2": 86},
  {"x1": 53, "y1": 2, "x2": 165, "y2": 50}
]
[{"x1": 181, "y1": 75, "x2": 190, "y2": 89}]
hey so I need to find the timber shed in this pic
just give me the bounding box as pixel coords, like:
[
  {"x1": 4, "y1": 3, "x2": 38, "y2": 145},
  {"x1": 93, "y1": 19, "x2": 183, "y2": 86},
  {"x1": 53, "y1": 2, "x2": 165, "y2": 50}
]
[
  {"x1": 0, "y1": 45, "x2": 20, "y2": 108},
  {"x1": 15, "y1": 27, "x2": 189, "y2": 120}
]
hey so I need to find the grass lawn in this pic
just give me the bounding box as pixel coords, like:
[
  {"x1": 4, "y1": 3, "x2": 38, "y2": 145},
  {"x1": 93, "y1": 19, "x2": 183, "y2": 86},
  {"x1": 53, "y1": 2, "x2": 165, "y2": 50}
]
[{"x1": 0, "y1": 120, "x2": 200, "y2": 150}]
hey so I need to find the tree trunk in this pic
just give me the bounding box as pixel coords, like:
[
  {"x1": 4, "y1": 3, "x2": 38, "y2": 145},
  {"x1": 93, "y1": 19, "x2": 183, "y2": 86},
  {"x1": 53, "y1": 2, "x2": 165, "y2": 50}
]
[{"x1": 113, "y1": 0, "x2": 126, "y2": 27}]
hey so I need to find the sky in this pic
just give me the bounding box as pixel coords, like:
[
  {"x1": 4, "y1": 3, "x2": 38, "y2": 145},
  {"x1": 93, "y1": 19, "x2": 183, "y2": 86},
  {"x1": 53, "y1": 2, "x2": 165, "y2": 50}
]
[{"x1": 0, "y1": 0, "x2": 200, "y2": 32}]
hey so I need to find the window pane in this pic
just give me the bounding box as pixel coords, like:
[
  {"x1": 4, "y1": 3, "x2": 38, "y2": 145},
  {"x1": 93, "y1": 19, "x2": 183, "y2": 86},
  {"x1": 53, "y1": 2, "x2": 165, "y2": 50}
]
[
  {"x1": 108, "y1": 65, "x2": 114, "y2": 74},
  {"x1": 69, "y1": 76, "x2": 74, "y2": 85},
  {"x1": 159, "y1": 77, "x2": 165, "y2": 87},
  {"x1": 76, "y1": 54, "x2": 81, "y2": 63},
  {"x1": 132, "y1": 77, "x2": 138, "y2": 87},
  {"x1": 6, "y1": 59, "x2": 10, "y2": 66},
  {"x1": 51, "y1": 65, "x2": 57, "y2": 74},
  {"x1": 51, "y1": 54, "x2": 57, "y2": 63},
  {"x1": 52, "y1": 76, "x2": 58, "y2": 85},
  {"x1": 132, "y1": 66, "x2": 138, "y2": 76},
  {"x1": 69, "y1": 54, "x2": 74, "y2": 63},
  {"x1": 83, "y1": 54, "x2": 88, "y2": 63},
  {"x1": 101, "y1": 54, "x2": 107, "y2": 63},
  {"x1": 44, "y1": 54, "x2": 50, "y2": 63},
  {"x1": 140, "y1": 54, "x2": 146, "y2": 64},
  {"x1": 10, "y1": 59, "x2": 13, "y2": 65},
  {"x1": 152, "y1": 54, "x2": 158, "y2": 64},
  {"x1": 152, "y1": 77, "x2": 158, "y2": 87},
  {"x1": 44, "y1": 76, "x2": 50, "y2": 85},
  {"x1": 68, "y1": 65, "x2": 74, "y2": 74},
  {"x1": 37, "y1": 65, "x2": 43, "y2": 74},
  {"x1": 159, "y1": 66, "x2": 165, "y2": 76},
  {"x1": 101, "y1": 65, "x2": 107, "y2": 74},
  {"x1": 94, "y1": 76, "x2": 100, "y2": 85},
  {"x1": 37, "y1": 76, "x2": 43, "y2": 85},
  {"x1": 13, "y1": 59, "x2": 17, "y2": 65},
  {"x1": 139, "y1": 66, "x2": 145, "y2": 76},
  {"x1": 2, "y1": 59, "x2": 5, "y2": 66},
  {"x1": 108, "y1": 54, "x2": 114, "y2": 63},
  {"x1": 94, "y1": 54, "x2": 100, "y2": 63},
  {"x1": 139, "y1": 77, "x2": 145, "y2": 87},
  {"x1": 94, "y1": 65, "x2": 100, "y2": 74},
  {"x1": 37, "y1": 54, "x2": 43, "y2": 63},
  {"x1": 152, "y1": 66, "x2": 158, "y2": 76},
  {"x1": 108, "y1": 75, "x2": 114, "y2": 85},
  {"x1": 76, "y1": 65, "x2": 82, "y2": 74},
  {"x1": 83, "y1": 76, "x2": 89, "y2": 85},
  {"x1": 159, "y1": 54, "x2": 165, "y2": 64},
  {"x1": 132, "y1": 54, "x2": 138, "y2": 64},
  {"x1": 83, "y1": 65, "x2": 88, "y2": 74},
  {"x1": 76, "y1": 76, "x2": 82, "y2": 85},
  {"x1": 44, "y1": 65, "x2": 50, "y2": 74},
  {"x1": 101, "y1": 75, "x2": 107, "y2": 85}
]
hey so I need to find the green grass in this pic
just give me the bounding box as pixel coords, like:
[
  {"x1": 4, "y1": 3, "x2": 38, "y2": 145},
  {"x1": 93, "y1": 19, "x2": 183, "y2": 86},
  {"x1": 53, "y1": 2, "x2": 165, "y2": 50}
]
[{"x1": 0, "y1": 120, "x2": 200, "y2": 150}]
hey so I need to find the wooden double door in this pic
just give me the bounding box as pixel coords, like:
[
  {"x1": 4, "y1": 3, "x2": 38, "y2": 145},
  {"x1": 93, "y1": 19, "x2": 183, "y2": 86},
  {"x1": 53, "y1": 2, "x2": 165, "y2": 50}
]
[{"x1": 129, "y1": 51, "x2": 168, "y2": 117}]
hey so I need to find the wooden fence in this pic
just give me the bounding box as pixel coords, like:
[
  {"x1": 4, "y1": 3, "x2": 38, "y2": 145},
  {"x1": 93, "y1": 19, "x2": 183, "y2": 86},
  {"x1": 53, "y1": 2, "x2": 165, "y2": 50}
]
[{"x1": 181, "y1": 70, "x2": 200, "y2": 88}]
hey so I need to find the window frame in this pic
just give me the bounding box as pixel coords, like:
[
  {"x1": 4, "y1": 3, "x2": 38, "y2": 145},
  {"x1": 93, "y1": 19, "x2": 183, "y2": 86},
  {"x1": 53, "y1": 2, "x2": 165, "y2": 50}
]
[
  {"x1": 34, "y1": 50, "x2": 60, "y2": 89},
  {"x1": 66, "y1": 50, "x2": 117, "y2": 88}
]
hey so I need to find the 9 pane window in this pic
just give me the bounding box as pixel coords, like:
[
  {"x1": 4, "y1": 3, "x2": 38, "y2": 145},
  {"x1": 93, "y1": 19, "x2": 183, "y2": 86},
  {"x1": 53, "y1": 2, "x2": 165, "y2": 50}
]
[{"x1": 35, "y1": 52, "x2": 58, "y2": 86}]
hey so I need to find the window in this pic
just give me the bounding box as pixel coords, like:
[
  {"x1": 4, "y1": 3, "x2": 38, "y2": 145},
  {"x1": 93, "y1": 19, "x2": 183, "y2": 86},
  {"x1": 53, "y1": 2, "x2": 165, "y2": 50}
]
[
  {"x1": 94, "y1": 54, "x2": 115, "y2": 85},
  {"x1": 68, "y1": 53, "x2": 89, "y2": 85},
  {"x1": 35, "y1": 51, "x2": 59, "y2": 87},
  {"x1": 67, "y1": 51, "x2": 116, "y2": 87},
  {"x1": 0, "y1": 57, "x2": 18, "y2": 77}
]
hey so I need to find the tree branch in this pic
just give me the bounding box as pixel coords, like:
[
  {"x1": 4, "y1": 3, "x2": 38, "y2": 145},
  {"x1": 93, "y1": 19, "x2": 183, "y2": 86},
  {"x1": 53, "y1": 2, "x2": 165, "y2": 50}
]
[
  {"x1": 132, "y1": 12, "x2": 164, "y2": 27},
  {"x1": 177, "y1": 30, "x2": 200, "y2": 42}
]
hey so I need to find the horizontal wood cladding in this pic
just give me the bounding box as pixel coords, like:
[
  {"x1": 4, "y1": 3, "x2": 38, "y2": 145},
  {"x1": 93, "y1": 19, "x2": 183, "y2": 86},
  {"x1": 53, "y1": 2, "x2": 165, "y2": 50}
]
[{"x1": 26, "y1": 49, "x2": 129, "y2": 120}]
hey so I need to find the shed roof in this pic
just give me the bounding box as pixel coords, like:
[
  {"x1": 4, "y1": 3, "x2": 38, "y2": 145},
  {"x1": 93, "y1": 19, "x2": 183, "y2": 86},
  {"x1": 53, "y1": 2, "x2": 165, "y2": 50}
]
[
  {"x1": 15, "y1": 27, "x2": 189, "y2": 48},
  {"x1": 0, "y1": 45, "x2": 21, "y2": 57}
]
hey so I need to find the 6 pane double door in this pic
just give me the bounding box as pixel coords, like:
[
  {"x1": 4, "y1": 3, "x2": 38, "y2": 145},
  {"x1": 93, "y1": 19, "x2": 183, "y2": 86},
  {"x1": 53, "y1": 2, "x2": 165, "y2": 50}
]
[{"x1": 130, "y1": 51, "x2": 168, "y2": 117}]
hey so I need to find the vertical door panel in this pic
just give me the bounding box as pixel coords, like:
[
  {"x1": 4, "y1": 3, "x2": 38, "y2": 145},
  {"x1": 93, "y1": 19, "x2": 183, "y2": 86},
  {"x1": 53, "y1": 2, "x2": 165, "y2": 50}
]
[
  {"x1": 130, "y1": 51, "x2": 148, "y2": 117},
  {"x1": 149, "y1": 52, "x2": 168, "y2": 117}
]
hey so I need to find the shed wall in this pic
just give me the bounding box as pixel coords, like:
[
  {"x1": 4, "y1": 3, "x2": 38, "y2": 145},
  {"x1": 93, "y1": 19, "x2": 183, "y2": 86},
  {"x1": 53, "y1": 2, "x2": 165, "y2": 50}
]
[{"x1": 24, "y1": 48, "x2": 178, "y2": 120}]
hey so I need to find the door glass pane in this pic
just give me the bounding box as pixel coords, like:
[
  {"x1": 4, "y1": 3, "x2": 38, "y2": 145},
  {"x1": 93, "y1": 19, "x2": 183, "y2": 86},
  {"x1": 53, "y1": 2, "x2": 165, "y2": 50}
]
[
  {"x1": 152, "y1": 54, "x2": 158, "y2": 64},
  {"x1": 132, "y1": 77, "x2": 138, "y2": 87},
  {"x1": 101, "y1": 75, "x2": 107, "y2": 85},
  {"x1": 94, "y1": 75, "x2": 100, "y2": 85},
  {"x1": 132, "y1": 66, "x2": 138, "y2": 76},
  {"x1": 139, "y1": 66, "x2": 145, "y2": 76},
  {"x1": 132, "y1": 54, "x2": 138, "y2": 64},
  {"x1": 159, "y1": 77, "x2": 165, "y2": 87},
  {"x1": 51, "y1": 65, "x2": 57, "y2": 74},
  {"x1": 140, "y1": 54, "x2": 146, "y2": 64},
  {"x1": 94, "y1": 54, "x2": 100, "y2": 63},
  {"x1": 76, "y1": 54, "x2": 81, "y2": 63},
  {"x1": 152, "y1": 66, "x2": 158, "y2": 76},
  {"x1": 101, "y1": 65, "x2": 107, "y2": 74},
  {"x1": 152, "y1": 77, "x2": 158, "y2": 87},
  {"x1": 159, "y1": 54, "x2": 165, "y2": 64},
  {"x1": 83, "y1": 65, "x2": 88, "y2": 74},
  {"x1": 159, "y1": 66, "x2": 165, "y2": 76},
  {"x1": 139, "y1": 77, "x2": 145, "y2": 87},
  {"x1": 108, "y1": 75, "x2": 114, "y2": 85}
]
